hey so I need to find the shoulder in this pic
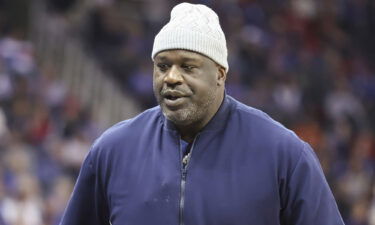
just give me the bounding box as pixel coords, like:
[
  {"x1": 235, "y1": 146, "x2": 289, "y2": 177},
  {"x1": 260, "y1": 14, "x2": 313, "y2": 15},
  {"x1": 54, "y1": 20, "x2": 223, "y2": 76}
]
[
  {"x1": 228, "y1": 96, "x2": 300, "y2": 141},
  {"x1": 227, "y1": 95, "x2": 307, "y2": 159},
  {"x1": 227, "y1": 96, "x2": 322, "y2": 180},
  {"x1": 91, "y1": 106, "x2": 162, "y2": 152}
]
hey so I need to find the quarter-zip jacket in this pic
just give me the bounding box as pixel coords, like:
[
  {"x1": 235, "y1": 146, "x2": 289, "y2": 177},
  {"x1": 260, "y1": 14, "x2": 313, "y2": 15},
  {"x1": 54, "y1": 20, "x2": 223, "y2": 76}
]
[{"x1": 60, "y1": 95, "x2": 344, "y2": 225}]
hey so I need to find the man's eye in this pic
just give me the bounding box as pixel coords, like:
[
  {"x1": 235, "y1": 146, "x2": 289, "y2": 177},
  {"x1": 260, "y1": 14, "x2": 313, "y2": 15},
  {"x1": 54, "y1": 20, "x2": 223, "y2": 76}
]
[
  {"x1": 182, "y1": 65, "x2": 195, "y2": 72},
  {"x1": 157, "y1": 64, "x2": 169, "y2": 71}
]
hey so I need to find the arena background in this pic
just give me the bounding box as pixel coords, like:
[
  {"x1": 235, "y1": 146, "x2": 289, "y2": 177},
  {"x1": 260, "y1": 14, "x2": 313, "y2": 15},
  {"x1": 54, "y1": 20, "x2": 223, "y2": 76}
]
[{"x1": 0, "y1": 0, "x2": 374, "y2": 224}]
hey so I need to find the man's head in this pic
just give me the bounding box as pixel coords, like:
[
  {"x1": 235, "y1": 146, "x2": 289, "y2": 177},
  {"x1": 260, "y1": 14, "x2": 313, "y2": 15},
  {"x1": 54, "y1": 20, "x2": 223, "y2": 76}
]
[{"x1": 152, "y1": 3, "x2": 228, "y2": 128}]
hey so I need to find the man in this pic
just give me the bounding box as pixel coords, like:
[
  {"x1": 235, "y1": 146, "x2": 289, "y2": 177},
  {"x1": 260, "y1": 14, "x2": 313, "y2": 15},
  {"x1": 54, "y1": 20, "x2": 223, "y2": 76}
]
[{"x1": 60, "y1": 2, "x2": 344, "y2": 225}]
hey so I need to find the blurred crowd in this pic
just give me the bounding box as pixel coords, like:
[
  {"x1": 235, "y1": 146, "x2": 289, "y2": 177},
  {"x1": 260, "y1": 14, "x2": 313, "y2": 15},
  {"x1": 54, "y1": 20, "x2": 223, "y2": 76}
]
[
  {"x1": 0, "y1": 0, "x2": 374, "y2": 224},
  {"x1": 0, "y1": 1, "x2": 101, "y2": 224}
]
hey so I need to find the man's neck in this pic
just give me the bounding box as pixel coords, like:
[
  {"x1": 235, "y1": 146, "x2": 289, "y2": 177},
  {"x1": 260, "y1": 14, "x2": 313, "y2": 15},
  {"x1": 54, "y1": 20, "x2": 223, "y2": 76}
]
[{"x1": 178, "y1": 125, "x2": 201, "y2": 143}]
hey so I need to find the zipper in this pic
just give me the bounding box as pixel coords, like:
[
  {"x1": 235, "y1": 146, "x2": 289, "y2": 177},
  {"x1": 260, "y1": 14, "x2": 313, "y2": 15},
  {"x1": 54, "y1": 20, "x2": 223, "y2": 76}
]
[{"x1": 179, "y1": 135, "x2": 199, "y2": 225}]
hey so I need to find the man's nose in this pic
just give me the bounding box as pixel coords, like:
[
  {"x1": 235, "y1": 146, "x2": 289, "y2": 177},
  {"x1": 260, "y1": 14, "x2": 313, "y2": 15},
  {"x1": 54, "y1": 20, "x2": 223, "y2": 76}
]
[{"x1": 164, "y1": 66, "x2": 183, "y2": 85}]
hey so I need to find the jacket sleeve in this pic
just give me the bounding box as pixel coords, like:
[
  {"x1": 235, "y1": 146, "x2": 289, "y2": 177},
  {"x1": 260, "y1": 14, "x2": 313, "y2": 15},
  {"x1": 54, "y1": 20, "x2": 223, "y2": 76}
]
[
  {"x1": 59, "y1": 149, "x2": 110, "y2": 225},
  {"x1": 280, "y1": 143, "x2": 345, "y2": 225}
]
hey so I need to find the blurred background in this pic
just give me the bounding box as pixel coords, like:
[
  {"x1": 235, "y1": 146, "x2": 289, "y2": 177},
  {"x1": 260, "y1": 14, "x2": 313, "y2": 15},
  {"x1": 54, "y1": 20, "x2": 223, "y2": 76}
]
[{"x1": 0, "y1": 0, "x2": 374, "y2": 224}]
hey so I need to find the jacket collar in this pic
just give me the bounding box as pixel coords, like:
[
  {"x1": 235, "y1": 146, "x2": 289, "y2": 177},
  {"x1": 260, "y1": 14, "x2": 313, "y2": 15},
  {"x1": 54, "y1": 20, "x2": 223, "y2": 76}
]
[{"x1": 162, "y1": 93, "x2": 233, "y2": 133}]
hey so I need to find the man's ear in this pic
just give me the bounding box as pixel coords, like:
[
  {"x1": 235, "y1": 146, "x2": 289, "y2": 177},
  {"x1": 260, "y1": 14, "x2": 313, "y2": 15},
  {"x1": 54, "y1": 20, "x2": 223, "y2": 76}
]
[{"x1": 217, "y1": 66, "x2": 226, "y2": 86}]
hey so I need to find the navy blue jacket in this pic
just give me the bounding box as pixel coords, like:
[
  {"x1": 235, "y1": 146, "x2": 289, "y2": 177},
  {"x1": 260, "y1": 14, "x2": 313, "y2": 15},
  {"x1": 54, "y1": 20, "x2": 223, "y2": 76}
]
[{"x1": 60, "y1": 95, "x2": 344, "y2": 225}]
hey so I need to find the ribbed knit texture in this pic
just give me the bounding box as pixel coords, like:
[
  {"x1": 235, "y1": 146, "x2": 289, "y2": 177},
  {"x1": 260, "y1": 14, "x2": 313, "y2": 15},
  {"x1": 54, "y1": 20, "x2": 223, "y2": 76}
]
[{"x1": 152, "y1": 2, "x2": 228, "y2": 71}]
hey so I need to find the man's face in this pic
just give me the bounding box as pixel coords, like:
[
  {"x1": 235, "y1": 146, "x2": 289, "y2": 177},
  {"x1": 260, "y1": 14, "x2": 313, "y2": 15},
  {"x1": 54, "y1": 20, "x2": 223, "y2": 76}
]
[{"x1": 153, "y1": 50, "x2": 225, "y2": 126}]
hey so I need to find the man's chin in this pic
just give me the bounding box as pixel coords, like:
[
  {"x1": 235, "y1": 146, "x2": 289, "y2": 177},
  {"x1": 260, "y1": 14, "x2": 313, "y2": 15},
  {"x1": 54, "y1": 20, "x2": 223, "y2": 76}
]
[{"x1": 162, "y1": 108, "x2": 194, "y2": 126}]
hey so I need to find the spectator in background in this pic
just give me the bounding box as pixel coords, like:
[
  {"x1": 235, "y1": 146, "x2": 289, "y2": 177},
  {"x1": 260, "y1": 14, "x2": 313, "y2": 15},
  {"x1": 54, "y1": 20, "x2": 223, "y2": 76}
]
[
  {"x1": 1, "y1": 173, "x2": 43, "y2": 225},
  {"x1": 0, "y1": 3, "x2": 98, "y2": 224}
]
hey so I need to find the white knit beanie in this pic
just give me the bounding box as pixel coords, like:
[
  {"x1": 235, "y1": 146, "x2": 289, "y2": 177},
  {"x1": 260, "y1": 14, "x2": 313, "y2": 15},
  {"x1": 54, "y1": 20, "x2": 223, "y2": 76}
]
[{"x1": 152, "y1": 2, "x2": 229, "y2": 72}]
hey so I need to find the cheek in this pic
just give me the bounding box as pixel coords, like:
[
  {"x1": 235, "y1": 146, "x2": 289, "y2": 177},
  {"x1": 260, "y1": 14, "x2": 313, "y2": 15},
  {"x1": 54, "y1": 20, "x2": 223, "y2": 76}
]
[{"x1": 194, "y1": 77, "x2": 217, "y2": 92}]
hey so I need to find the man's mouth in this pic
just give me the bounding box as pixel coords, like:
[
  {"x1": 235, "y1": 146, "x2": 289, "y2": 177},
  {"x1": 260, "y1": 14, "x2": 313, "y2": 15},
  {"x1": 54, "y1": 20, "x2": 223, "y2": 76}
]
[
  {"x1": 161, "y1": 90, "x2": 188, "y2": 107},
  {"x1": 162, "y1": 90, "x2": 185, "y2": 99},
  {"x1": 165, "y1": 95, "x2": 182, "y2": 101}
]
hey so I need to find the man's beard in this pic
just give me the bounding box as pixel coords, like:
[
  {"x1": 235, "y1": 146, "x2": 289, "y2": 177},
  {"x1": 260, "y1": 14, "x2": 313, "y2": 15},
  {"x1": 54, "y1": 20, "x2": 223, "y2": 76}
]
[{"x1": 156, "y1": 88, "x2": 217, "y2": 126}]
